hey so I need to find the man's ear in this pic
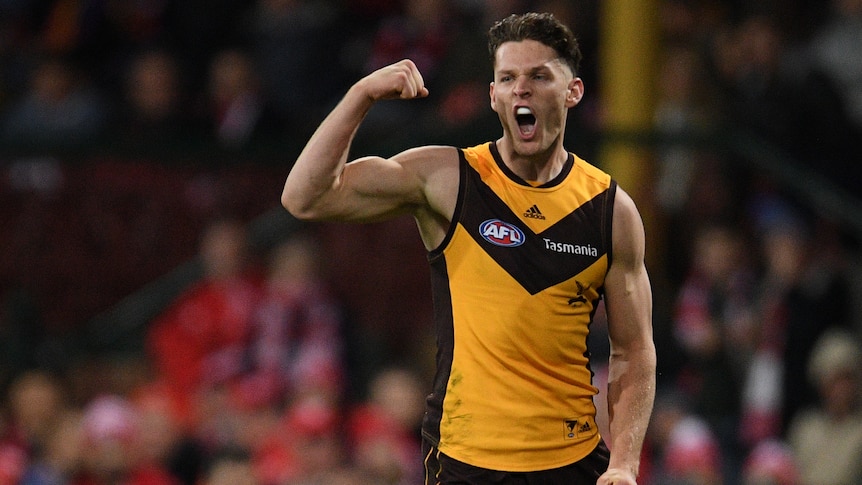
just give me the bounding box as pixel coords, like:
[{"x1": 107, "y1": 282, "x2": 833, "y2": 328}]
[
  {"x1": 489, "y1": 81, "x2": 497, "y2": 112},
  {"x1": 566, "y1": 77, "x2": 584, "y2": 107}
]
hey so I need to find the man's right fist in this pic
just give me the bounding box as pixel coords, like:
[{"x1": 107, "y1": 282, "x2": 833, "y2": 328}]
[{"x1": 361, "y1": 59, "x2": 429, "y2": 101}]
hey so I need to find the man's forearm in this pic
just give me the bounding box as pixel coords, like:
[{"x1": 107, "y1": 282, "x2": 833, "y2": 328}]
[
  {"x1": 281, "y1": 83, "x2": 373, "y2": 218},
  {"x1": 606, "y1": 346, "x2": 656, "y2": 477}
]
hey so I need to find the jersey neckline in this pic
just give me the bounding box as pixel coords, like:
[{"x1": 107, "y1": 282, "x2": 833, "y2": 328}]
[{"x1": 488, "y1": 141, "x2": 574, "y2": 188}]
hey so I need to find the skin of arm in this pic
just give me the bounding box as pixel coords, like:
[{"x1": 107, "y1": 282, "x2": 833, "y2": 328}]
[
  {"x1": 281, "y1": 59, "x2": 457, "y2": 250},
  {"x1": 282, "y1": 59, "x2": 430, "y2": 222},
  {"x1": 597, "y1": 188, "x2": 657, "y2": 485},
  {"x1": 281, "y1": 60, "x2": 428, "y2": 220}
]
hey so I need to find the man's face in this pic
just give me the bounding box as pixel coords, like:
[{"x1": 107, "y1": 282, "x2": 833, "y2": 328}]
[{"x1": 490, "y1": 40, "x2": 583, "y2": 157}]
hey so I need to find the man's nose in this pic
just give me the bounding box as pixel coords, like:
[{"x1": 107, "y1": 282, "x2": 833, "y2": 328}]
[{"x1": 513, "y1": 77, "x2": 531, "y2": 97}]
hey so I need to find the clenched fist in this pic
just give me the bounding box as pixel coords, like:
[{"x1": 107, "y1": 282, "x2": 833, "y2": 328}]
[{"x1": 358, "y1": 59, "x2": 429, "y2": 102}]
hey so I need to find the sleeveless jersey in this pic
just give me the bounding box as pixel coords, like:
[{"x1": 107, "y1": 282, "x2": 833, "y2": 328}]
[{"x1": 421, "y1": 142, "x2": 617, "y2": 472}]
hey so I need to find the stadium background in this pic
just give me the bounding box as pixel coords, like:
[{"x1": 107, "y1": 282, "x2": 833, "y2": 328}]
[{"x1": 1, "y1": 0, "x2": 861, "y2": 484}]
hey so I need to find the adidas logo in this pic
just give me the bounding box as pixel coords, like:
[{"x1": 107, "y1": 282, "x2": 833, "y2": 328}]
[
  {"x1": 564, "y1": 418, "x2": 595, "y2": 440},
  {"x1": 524, "y1": 204, "x2": 545, "y2": 219}
]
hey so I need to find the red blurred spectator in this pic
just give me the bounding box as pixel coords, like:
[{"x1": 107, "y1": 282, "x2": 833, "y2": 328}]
[
  {"x1": 354, "y1": 0, "x2": 455, "y2": 138},
  {"x1": 744, "y1": 199, "x2": 854, "y2": 437},
  {"x1": 643, "y1": 390, "x2": 724, "y2": 485},
  {"x1": 129, "y1": 383, "x2": 205, "y2": 485},
  {"x1": 70, "y1": 395, "x2": 179, "y2": 485},
  {"x1": 229, "y1": 232, "x2": 346, "y2": 410},
  {"x1": 253, "y1": 394, "x2": 344, "y2": 485},
  {"x1": 346, "y1": 367, "x2": 424, "y2": 485},
  {"x1": 671, "y1": 224, "x2": 756, "y2": 452},
  {"x1": 741, "y1": 439, "x2": 799, "y2": 485},
  {"x1": 146, "y1": 218, "x2": 263, "y2": 425},
  {"x1": 363, "y1": 0, "x2": 451, "y2": 79},
  {"x1": 662, "y1": 416, "x2": 723, "y2": 485},
  {"x1": 0, "y1": 442, "x2": 27, "y2": 485}
]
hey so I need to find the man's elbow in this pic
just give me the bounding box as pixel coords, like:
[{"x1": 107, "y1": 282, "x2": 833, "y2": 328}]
[{"x1": 280, "y1": 189, "x2": 318, "y2": 221}]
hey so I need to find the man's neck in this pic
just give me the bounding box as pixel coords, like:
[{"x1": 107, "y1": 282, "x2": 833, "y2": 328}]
[{"x1": 495, "y1": 138, "x2": 568, "y2": 184}]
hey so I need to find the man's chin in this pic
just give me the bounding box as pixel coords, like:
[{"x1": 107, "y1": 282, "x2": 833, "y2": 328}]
[{"x1": 512, "y1": 138, "x2": 546, "y2": 157}]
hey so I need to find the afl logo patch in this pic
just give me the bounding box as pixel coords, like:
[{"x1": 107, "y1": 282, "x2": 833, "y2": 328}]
[{"x1": 479, "y1": 219, "x2": 525, "y2": 247}]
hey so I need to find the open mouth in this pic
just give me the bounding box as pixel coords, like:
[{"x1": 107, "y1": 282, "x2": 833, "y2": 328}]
[{"x1": 515, "y1": 106, "x2": 536, "y2": 137}]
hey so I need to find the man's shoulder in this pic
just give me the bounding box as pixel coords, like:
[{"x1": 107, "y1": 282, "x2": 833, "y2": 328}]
[
  {"x1": 461, "y1": 141, "x2": 494, "y2": 155},
  {"x1": 392, "y1": 144, "x2": 464, "y2": 180},
  {"x1": 408, "y1": 142, "x2": 493, "y2": 161},
  {"x1": 571, "y1": 154, "x2": 612, "y2": 186},
  {"x1": 396, "y1": 144, "x2": 463, "y2": 162}
]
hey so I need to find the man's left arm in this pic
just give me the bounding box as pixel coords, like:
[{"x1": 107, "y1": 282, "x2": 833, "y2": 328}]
[{"x1": 597, "y1": 187, "x2": 656, "y2": 485}]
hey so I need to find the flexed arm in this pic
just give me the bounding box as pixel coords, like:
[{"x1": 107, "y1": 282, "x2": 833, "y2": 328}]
[{"x1": 281, "y1": 60, "x2": 430, "y2": 222}]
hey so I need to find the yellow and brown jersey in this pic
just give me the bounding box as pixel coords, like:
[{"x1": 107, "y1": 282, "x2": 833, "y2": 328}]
[{"x1": 422, "y1": 142, "x2": 616, "y2": 472}]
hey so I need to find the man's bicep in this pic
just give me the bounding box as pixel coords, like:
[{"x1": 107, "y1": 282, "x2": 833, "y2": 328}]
[
  {"x1": 604, "y1": 264, "x2": 652, "y2": 347},
  {"x1": 604, "y1": 189, "x2": 653, "y2": 349},
  {"x1": 330, "y1": 145, "x2": 457, "y2": 222},
  {"x1": 325, "y1": 154, "x2": 428, "y2": 221}
]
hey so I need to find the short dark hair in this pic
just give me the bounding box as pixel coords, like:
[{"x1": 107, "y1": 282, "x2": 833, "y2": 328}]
[{"x1": 488, "y1": 12, "x2": 582, "y2": 77}]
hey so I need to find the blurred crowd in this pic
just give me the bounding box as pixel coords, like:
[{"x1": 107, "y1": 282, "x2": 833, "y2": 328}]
[
  {"x1": 640, "y1": 0, "x2": 862, "y2": 482},
  {"x1": 0, "y1": 0, "x2": 558, "y2": 153},
  {"x1": 2, "y1": 0, "x2": 862, "y2": 484},
  {"x1": 1, "y1": 217, "x2": 431, "y2": 485}
]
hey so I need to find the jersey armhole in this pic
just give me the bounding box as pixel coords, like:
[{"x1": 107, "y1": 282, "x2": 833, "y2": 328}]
[
  {"x1": 603, "y1": 180, "x2": 618, "y2": 271},
  {"x1": 427, "y1": 147, "x2": 468, "y2": 261}
]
